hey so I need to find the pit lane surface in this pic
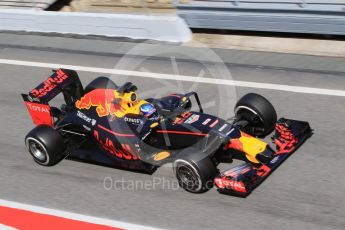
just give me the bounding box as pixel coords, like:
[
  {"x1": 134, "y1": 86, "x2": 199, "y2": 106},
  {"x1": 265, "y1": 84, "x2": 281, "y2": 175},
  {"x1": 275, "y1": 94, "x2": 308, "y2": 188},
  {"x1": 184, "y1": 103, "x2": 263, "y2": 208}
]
[{"x1": 0, "y1": 36, "x2": 345, "y2": 230}]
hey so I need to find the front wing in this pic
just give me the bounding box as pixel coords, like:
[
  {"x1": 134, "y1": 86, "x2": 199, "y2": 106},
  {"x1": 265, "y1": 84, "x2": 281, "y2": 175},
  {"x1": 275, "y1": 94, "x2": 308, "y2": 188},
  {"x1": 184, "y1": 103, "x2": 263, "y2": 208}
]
[{"x1": 214, "y1": 118, "x2": 312, "y2": 197}]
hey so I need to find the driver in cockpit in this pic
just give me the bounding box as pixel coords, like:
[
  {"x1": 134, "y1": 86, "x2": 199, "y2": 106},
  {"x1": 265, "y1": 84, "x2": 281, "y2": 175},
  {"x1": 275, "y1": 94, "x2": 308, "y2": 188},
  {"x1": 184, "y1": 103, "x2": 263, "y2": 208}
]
[{"x1": 140, "y1": 103, "x2": 160, "y2": 121}]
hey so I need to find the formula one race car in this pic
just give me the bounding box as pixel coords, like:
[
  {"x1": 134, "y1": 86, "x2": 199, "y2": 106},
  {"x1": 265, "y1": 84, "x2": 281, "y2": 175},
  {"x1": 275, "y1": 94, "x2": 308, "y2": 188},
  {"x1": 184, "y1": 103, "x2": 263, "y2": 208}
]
[{"x1": 22, "y1": 69, "x2": 312, "y2": 197}]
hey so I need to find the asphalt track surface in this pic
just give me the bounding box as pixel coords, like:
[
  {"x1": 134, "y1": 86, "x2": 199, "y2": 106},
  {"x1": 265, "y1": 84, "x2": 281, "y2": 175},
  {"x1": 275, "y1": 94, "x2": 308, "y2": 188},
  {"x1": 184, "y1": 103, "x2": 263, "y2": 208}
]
[{"x1": 0, "y1": 35, "x2": 345, "y2": 230}]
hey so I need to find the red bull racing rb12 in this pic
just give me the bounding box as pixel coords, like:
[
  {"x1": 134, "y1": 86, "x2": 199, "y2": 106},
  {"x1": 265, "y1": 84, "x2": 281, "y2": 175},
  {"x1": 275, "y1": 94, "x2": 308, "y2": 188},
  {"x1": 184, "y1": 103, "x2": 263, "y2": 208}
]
[{"x1": 22, "y1": 69, "x2": 312, "y2": 197}]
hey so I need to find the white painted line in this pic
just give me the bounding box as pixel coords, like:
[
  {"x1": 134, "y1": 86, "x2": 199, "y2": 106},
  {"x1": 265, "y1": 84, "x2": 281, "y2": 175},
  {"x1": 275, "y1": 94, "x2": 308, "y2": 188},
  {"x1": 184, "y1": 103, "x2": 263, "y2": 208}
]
[
  {"x1": 1, "y1": 58, "x2": 345, "y2": 97},
  {"x1": 0, "y1": 224, "x2": 17, "y2": 230},
  {"x1": 0, "y1": 199, "x2": 160, "y2": 230}
]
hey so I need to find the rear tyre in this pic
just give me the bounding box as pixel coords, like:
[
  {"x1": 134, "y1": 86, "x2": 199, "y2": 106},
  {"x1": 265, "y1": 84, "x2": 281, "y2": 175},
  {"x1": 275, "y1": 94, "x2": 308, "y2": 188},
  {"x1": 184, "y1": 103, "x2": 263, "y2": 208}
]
[
  {"x1": 25, "y1": 125, "x2": 66, "y2": 166},
  {"x1": 84, "y1": 76, "x2": 118, "y2": 94},
  {"x1": 235, "y1": 93, "x2": 277, "y2": 137},
  {"x1": 174, "y1": 157, "x2": 217, "y2": 193}
]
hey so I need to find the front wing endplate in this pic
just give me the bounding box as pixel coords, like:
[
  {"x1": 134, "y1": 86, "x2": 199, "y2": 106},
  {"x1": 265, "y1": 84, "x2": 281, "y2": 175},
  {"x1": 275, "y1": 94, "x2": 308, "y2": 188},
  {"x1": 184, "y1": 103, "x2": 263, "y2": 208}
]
[{"x1": 214, "y1": 118, "x2": 312, "y2": 197}]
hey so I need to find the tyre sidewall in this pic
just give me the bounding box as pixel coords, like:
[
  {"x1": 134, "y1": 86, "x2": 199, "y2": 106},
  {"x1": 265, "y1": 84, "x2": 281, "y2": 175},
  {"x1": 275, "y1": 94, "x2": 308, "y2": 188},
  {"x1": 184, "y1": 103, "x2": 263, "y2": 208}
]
[
  {"x1": 25, "y1": 125, "x2": 66, "y2": 166},
  {"x1": 174, "y1": 157, "x2": 217, "y2": 193},
  {"x1": 235, "y1": 93, "x2": 277, "y2": 136}
]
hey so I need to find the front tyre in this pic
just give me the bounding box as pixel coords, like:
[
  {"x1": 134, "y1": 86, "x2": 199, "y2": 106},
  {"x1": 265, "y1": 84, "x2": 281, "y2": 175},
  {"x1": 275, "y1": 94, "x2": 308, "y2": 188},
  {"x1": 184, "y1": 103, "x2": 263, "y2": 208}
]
[
  {"x1": 25, "y1": 125, "x2": 66, "y2": 166},
  {"x1": 235, "y1": 93, "x2": 277, "y2": 137},
  {"x1": 174, "y1": 157, "x2": 217, "y2": 193}
]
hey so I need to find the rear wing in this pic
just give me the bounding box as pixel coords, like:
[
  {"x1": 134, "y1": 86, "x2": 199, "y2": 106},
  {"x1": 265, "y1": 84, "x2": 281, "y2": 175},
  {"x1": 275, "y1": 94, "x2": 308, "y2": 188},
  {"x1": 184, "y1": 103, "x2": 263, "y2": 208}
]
[{"x1": 22, "y1": 69, "x2": 83, "y2": 126}]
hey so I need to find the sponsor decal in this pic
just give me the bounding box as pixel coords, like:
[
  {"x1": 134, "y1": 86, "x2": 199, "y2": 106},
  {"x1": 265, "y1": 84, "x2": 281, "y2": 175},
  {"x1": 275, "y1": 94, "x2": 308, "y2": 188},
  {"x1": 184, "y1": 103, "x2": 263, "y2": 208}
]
[
  {"x1": 223, "y1": 180, "x2": 246, "y2": 192},
  {"x1": 270, "y1": 156, "x2": 279, "y2": 164},
  {"x1": 94, "y1": 130, "x2": 138, "y2": 160},
  {"x1": 91, "y1": 119, "x2": 96, "y2": 126},
  {"x1": 30, "y1": 69, "x2": 68, "y2": 98},
  {"x1": 173, "y1": 112, "x2": 192, "y2": 124},
  {"x1": 77, "y1": 111, "x2": 92, "y2": 123},
  {"x1": 153, "y1": 151, "x2": 170, "y2": 161},
  {"x1": 27, "y1": 103, "x2": 50, "y2": 113},
  {"x1": 226, "y1": 128, "x2": 235, "y2": 136},
  {"x1": 141, "y1": 130, "x2": 152, "y2": 141},
  {"x1": 218, "y1": 124, "x2": 228, "y2": 132},
  {"x1": 215, "y1": 178, "x2": 246, "y2": 193},
  {"x1": 124, "y1": 117, "x2": 141, "y2": 125},
  {"x1": 202, "y1": 118, "x2": 211, "y2": 125},
  {"x1": 134, "y1": 143, "x2": 141, "y2": 151},
  {"x1": 184, "y1": 114, "x2": 200, "y2": 124},
  {"x1": 209, "y1": 119, "x2": 219, "y2": 128},
  {"x1": 82, "y1": 125, "x2": 91, "y2": 131},
  {"x1": 25, "y1": 102, "x2": 53, "y2": 126}
]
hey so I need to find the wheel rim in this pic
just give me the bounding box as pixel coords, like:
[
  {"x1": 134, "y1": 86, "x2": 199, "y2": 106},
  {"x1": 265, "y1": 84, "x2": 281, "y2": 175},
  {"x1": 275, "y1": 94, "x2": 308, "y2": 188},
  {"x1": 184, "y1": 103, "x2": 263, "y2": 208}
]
[
  {"x1": 176, "y1": 163, "x2": 202, "y2": 192},
  {"x1": 235, "y1": 106, "x2": 263, "y2": 123},
  {"x1": 235, "y1": 106, "x2": 265, "y2": 133},
  {"x1": 27, "y1": 139, "x2": 47, "y2": 162}
]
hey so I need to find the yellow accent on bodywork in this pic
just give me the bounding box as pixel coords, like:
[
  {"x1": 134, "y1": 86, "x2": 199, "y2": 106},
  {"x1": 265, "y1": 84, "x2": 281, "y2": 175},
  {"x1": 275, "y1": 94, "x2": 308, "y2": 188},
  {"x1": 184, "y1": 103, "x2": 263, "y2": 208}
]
[
  {"x1": 153, "y1": 151, "x2": 171, "y2": 161},
  {"x1": 113, "y1": 99, "x2": 147, "y2": 118},
  {"x1": 239, "y1": 134, "x2": 268, "y2": 164},
  {"x1": 150, "y1": 122, "x2": 159, "y2": 128},
  {"x1": 112, "y1": 91, "x2": 148, "y2": 118}
]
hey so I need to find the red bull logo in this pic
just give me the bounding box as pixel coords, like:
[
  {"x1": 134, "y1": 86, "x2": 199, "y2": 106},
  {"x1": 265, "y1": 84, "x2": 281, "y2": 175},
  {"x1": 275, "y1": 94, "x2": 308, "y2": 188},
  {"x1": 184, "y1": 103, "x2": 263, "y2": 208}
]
[
  {"x1": 75, "y1": 89, "x2": 122, "y2": 117},
  {"x1": 94, "y1": 130, "x2": 138, "y2": 160},
  {"x1": 30, "y1": 69, "x2": 68, "y2": 98}
]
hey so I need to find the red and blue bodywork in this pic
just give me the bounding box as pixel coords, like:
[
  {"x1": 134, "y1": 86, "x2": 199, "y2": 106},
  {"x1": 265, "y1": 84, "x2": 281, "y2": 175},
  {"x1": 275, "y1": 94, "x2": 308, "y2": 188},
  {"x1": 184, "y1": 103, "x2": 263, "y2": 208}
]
[{"x1": 22, "y1": 69, "x2": 312, "y2": 197}]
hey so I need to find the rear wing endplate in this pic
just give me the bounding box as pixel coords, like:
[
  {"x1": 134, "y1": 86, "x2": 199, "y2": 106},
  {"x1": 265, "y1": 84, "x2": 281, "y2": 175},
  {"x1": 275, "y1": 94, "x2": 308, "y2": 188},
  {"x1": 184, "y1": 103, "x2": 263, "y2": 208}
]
[{"x1": 22, "y1": 69, "x2": 83, "y2": 126}]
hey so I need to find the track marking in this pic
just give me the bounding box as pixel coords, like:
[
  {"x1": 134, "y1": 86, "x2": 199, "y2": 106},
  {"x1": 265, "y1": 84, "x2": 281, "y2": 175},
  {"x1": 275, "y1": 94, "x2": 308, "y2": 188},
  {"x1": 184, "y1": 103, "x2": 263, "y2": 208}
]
[
  {"x1": 0, "y1": 224, "x2": 17, "y2": 230},
  {"x1": 0, "y1": 199, "x2": 159, "y2": 230},
  {"x1": 1, "y1": 58, "x2": 345, "y2": 97}
]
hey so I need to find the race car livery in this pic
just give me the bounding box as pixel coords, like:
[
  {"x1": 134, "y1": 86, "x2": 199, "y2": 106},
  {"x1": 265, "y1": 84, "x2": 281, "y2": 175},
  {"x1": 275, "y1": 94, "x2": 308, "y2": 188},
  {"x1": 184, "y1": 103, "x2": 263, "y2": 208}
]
[{"x1": 22, "y1": 69, "x2": 312, "y2": 196}]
